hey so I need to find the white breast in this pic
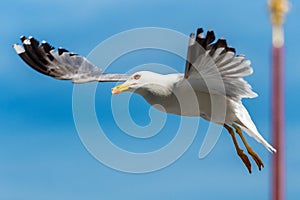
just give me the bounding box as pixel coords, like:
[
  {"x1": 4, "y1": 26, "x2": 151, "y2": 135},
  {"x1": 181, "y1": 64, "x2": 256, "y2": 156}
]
[
  {"x1": 142, "y1": 82, "x2": 237, "y2": 124},
  {"x1": 135, "y1": 73, "x2": 237, "y2": 124}
]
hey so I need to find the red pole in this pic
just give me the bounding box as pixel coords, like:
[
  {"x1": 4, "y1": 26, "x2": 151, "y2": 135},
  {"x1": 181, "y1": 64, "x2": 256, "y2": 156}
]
[
  {"x1": 271, "y1": 42, "x2": 285, "y2": 200},
  {"x1": 268, "y1": 1, "x2": 288, "y2": 199}
]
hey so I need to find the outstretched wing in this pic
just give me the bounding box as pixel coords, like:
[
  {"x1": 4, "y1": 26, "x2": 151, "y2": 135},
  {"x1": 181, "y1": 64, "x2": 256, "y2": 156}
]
[
  {"x1": 13, "y1": 36, "x2": 130, "y2": 83},
  {"x1": 184, "y1": 28, "x2": 257, "y2": 100}
]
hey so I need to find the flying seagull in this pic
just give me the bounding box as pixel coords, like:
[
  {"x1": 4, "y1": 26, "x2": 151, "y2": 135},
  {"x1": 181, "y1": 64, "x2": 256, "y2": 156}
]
[{"x1": 13, "y1": 28, "x2": 276, "y2": 173}]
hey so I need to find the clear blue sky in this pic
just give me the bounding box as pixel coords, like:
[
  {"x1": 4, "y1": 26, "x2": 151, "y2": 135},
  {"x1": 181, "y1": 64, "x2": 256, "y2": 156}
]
[{"x1": 1, "y1": 0, "x2": 299, "y2": 199}]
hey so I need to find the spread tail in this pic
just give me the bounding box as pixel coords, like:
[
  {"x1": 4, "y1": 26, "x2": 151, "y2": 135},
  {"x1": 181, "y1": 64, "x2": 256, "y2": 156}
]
[{"x1": 235, "y1": 103, "x2": 276, "y2": 153}]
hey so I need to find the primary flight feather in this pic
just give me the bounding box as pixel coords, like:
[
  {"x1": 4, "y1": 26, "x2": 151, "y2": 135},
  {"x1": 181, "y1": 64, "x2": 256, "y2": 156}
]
[{"x1": 13, "y1": 28, "x2": 276, "y2": 173}]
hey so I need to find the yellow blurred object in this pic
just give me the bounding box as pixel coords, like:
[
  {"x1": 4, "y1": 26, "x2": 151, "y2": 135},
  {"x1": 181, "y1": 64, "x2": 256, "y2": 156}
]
[{"x1": 268, "y1": 0, "x2": 289, "y2": 26}]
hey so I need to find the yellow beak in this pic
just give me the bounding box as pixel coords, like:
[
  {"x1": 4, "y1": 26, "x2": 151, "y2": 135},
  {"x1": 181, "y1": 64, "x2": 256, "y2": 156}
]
[{"x1": 111, "y1": 84, "x2": 131, "y2": 94}]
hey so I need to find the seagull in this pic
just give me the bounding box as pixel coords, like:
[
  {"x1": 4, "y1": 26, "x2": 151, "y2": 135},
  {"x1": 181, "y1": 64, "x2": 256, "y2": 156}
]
[{"x1": 13, "y1": 28, "x2": 276, "y2": 173}]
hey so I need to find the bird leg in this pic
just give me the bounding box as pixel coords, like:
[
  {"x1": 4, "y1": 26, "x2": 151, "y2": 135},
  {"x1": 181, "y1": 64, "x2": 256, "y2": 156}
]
[
  {"x1": 224, "y1": 124, "x2": 252, "y2": 173},
  {"x1": 232, "y1": 124, "x2": 264, "y2": 171}
]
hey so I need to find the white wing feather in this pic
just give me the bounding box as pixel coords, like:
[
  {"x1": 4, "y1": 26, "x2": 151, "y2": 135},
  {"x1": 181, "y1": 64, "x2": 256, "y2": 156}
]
[
  {"x1": 13, "y1": 36, "x2": 129, "y2": 83},
  {"x1": 184, "y1": 28, "x2": 257, "y2": 100}
]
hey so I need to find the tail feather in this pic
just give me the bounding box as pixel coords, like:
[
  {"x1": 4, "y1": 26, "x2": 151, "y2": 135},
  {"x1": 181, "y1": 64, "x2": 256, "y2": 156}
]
[
  {"x1": 235, "y1": 103, "x2": 276, "y2": 153},
  {"x1": 239, "y1": 125, "x2": 276, "y2": 153}
]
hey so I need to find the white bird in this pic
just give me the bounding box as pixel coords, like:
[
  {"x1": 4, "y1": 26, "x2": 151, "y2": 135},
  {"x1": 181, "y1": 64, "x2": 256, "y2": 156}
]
[{"x1": 13, "y1": 28, "x2": 276, "y2": 173}]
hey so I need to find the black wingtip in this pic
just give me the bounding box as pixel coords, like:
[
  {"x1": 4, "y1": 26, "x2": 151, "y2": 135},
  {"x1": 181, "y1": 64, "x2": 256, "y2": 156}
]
[
  {"x1": 69, "y1": 53, "x2": 78, "y2": 56},
  {"x1": 29, "y1": 37, "x2": 39, "y2": 47},
  {"x1": 41, "y1": 41, "x2": 54, "y2": 53},
  {"x1": 196, "y1": 28, "x2": 204, "y2": 36},
  {"x1": 216, "y1": 38, "x2": 227, "y2": 48},
  {"x1": 226, "y1": 46, "x2": 236, "y2": 54},
  {"x1": 205, "y1": 30, "x2": 216, "y2": 45},
  {"x1": 58, "y1": 47, "x2": 69, "y2": 55},
  {"x1": 20, "y1": 36, "x2": 26, "y2": 42}
]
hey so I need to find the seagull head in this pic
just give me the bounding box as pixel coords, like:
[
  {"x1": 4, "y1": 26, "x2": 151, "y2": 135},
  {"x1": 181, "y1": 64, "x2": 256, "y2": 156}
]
[{"x1": 111, "y1": 71, "x2": 176, "y2": 96}]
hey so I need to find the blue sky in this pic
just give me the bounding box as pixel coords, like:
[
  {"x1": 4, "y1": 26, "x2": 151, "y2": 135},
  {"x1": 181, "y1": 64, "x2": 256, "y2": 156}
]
[{"x1": 1, "y1": 0, "x2": 300, "y2": 199}]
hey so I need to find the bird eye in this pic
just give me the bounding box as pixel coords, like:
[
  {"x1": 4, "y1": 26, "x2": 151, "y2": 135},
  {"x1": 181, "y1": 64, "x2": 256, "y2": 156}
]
[{"x1": 133, "y1": 74, "x2": 141, "y2": 80}]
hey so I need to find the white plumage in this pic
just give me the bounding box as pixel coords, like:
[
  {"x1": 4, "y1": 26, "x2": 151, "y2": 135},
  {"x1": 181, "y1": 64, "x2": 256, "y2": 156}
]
[{"x1": 13, "y1": 28, "x2": 275, "y2": 173}]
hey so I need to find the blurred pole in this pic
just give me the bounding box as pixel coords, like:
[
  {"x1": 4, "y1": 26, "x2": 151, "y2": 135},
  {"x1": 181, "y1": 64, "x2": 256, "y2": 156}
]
[{"x1": 268, "y1": 1, "x2": 288, "y2": 200}]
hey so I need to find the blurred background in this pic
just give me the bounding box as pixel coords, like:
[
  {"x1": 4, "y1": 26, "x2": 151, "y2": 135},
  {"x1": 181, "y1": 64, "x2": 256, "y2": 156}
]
[{"x1": 0, "y1": 0, "x2": 299, "y2": 199}]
